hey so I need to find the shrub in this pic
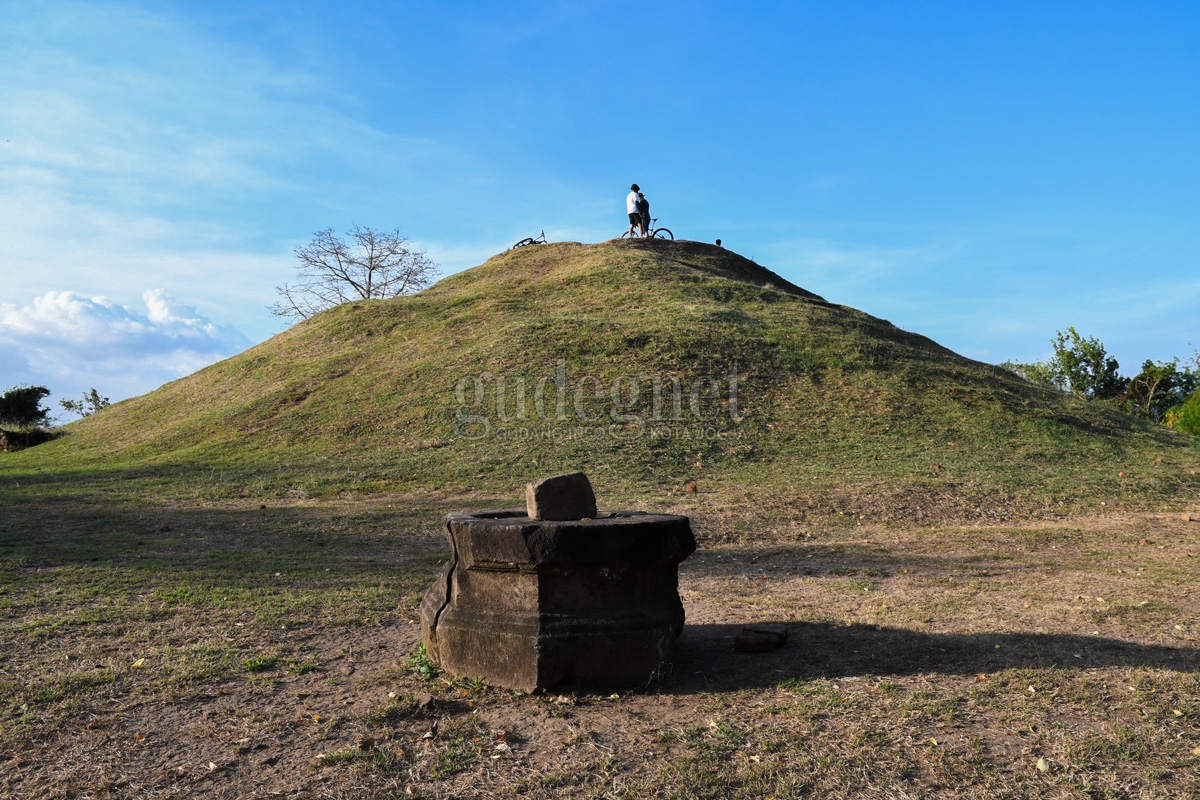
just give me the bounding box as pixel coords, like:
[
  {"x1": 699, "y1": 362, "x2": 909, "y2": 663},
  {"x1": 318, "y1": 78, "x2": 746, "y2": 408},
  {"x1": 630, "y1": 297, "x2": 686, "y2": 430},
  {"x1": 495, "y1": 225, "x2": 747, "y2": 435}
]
[
  {"x1": 1122, "y1": 360, "x2": 1197, "y2": 423},
  {"x1": 1001, "y1": 327, "x2": 1125, "y2": 400},
  {"x1": 1051, "y1": 327, "x2": 1125, "y2": 400},
  {"x1": 60, "y1": 388, "x2": 111, "y2": 418},
  {"x1": 0, "y1": 386, "x2": 52, "y2": 429},
  {"x1": 999, "y1": 359, "x2": 1064, "y2": 392},
  {"x1": 1165, "y1": 389, "x2": 1200, "y2": 435}
]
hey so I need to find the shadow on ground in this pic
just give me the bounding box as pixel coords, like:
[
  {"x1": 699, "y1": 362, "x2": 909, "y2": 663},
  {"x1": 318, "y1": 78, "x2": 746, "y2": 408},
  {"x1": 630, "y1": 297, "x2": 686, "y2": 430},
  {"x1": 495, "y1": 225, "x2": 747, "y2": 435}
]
[{"x1": 667, "y1": 622, "x2": 1199, "y2": 693}]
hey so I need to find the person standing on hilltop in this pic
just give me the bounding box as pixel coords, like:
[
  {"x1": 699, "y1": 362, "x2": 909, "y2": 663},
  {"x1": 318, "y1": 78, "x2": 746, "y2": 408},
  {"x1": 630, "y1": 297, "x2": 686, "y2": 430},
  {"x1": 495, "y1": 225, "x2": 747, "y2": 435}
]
[
  {"x1": 637, "y1": 191, "x2": 650, "y2": 238},
  {"x1": 626, "y1": 184, "x2": 642, "y2": 238}
]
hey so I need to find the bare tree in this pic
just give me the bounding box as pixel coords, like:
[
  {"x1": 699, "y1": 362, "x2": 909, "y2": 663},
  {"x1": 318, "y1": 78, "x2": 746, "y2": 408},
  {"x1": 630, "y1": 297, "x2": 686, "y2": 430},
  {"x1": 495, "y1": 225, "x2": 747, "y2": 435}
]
[{"x1": 270, "y1": 226, "x2": 438, "y2": 322}]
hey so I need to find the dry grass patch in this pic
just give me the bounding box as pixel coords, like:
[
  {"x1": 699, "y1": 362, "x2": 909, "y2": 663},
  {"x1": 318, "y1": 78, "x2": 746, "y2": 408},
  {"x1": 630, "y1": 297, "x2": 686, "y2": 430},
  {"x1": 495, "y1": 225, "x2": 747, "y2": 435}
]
[{"x1": 2, "y1": 500, "x2": 1198, "y2": 798}]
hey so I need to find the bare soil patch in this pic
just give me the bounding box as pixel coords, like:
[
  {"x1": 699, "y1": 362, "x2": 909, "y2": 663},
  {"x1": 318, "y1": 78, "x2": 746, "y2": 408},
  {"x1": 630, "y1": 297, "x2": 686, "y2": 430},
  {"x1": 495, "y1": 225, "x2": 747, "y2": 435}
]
[{"x1": 2, "y1": 500, "x2": 1199, "y2": 798}]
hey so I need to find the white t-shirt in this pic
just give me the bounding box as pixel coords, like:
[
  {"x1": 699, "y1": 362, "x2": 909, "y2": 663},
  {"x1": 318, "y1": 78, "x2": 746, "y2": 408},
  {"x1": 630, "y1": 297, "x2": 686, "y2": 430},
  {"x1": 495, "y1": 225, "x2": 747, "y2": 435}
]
[{"x1": 626, "y1": 191, "x2": 639, "y2": 214}]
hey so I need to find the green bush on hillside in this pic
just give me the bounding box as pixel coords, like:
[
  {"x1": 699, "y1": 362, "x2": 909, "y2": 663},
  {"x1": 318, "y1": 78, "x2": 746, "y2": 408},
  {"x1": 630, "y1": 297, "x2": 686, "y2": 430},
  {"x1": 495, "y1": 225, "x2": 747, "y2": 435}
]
[
  {"x1": 999, "y1": 359, "x2": 1064, "y2": 392},
  {"x1": 0, "y1": 386, "x2": 52, "y2": 430},
  {"x1": 1122, "y1": 359, "x2": 1197, "y2": 423},
  {"x1": 60, "y1": 388, "x2": 111, "y2": 419},
  {"x1": 1165, "y1": 389, "x2": 1200, "y2": 435},
  {"x1": 1002, "y1": 326, "x2": 1124, "y2": 400},
  {"x1": 1004, "y1": 334, "x2": 1200, "y2": 432},
  {"x1": 1051, "y1": 327, "x2": 1125, "y2": 400}
]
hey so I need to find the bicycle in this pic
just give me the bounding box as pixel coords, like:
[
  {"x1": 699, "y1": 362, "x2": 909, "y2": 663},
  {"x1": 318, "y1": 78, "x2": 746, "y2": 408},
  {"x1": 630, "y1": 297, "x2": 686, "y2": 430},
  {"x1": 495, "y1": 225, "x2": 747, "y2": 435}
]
[
  {"x1": 511, "y1": 230, "x2": 547, "y2": 249},
  {"x1": 621, "y1": 218, "x2": 673, "y2": 240}
]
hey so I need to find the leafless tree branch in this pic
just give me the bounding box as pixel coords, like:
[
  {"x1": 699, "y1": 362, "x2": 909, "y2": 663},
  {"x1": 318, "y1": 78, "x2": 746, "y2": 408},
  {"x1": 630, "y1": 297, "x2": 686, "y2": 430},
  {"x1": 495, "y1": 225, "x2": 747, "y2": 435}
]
[{"x1": 269, "y1": 226, "x2": 438, "y2": 322}]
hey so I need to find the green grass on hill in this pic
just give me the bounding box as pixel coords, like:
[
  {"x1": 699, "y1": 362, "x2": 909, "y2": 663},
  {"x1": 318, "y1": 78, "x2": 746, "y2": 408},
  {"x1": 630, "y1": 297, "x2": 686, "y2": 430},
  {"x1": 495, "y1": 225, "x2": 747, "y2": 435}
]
[{"x1": 3, "y1": 239, "x2": 1198, "y2": 518}]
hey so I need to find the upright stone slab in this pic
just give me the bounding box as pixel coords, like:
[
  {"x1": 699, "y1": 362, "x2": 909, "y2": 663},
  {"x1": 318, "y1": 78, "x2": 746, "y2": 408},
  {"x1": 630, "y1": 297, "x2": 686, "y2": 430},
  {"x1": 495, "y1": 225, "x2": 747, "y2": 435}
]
[
  {"x1": 525, "y1": 472, "x2": 597, "y2": 521},
  {"x1": 419, "y1": 509, "x2": 695, "y2": 692}
]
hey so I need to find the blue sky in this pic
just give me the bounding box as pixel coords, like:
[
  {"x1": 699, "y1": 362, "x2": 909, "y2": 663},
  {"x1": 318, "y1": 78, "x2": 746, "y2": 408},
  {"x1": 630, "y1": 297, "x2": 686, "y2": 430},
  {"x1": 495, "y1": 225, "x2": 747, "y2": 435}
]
[{"x1": 2, "y1": 1, "x2": 1198, "y2": 411}]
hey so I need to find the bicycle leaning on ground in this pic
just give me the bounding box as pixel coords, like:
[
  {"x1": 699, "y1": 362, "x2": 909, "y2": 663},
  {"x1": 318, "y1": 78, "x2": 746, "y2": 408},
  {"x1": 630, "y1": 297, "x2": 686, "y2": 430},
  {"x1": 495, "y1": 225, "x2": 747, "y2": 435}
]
[
  {"x1": 511, "y1": 230, "x2": 547, "y2": 249},
  {"x1": 621, "y1": 218, "x2": 673, "y2": 240}
]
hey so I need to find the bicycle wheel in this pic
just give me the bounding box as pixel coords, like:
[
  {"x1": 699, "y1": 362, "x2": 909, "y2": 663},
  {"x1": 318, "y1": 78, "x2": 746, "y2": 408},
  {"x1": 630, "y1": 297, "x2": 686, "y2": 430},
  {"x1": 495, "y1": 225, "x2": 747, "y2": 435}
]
[
  {"x1": 652, "y1": 228, "x2": 674, "y2": 240},
  {"x1": 512, "y1": 238, "x2": 535, "y2": 249}
]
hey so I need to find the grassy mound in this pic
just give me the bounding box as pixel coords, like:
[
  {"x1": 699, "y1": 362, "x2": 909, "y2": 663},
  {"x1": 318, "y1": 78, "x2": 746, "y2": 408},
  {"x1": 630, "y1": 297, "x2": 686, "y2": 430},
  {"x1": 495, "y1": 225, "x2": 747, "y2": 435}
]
[{"x1": 4, "y1": 239, "x2": 1198, "y2": 518}]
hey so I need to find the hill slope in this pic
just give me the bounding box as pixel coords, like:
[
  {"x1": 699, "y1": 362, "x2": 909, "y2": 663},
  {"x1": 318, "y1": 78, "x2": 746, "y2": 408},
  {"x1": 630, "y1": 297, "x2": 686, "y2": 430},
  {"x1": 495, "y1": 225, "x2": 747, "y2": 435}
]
[{"x1": 5, "y1": 239, "x2": 1198, "y2": 519}]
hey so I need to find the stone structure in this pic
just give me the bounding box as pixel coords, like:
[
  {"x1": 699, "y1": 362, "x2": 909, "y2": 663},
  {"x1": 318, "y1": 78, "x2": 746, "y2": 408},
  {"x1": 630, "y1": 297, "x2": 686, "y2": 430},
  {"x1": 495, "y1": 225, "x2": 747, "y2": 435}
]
[
  {"x1": 525, "y1": 472, "x2": 597, "y2": 521},
  {"x1": 734, "y1": 623, "x2": 788, "y2": 653},
  {"x1": 419, "y1": 475, "x2": 695, "y2": 692}
]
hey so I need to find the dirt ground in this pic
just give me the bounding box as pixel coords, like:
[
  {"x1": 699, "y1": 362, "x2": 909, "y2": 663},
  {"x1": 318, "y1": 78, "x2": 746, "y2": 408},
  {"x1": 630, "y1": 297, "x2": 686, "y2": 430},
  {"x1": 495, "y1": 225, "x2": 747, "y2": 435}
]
[{"x1": 2, "y1": 504, "x2": 1199, "y2": 798}]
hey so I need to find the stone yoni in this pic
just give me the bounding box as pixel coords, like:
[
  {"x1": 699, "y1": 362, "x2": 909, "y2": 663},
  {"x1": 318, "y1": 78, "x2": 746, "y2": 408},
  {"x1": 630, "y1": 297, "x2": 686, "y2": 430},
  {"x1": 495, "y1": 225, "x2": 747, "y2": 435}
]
[{"x1": 419, "y1": 473, "x2": 695, "y2": 691}]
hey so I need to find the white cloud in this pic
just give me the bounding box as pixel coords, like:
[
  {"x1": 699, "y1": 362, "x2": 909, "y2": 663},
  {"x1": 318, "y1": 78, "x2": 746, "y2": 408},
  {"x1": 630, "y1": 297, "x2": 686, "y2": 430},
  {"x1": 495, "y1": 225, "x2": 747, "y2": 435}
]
[
  {"x1": 0, "y1": 289, "x2": 251, "y2": 409},
  {"x1": 0, "y1": 2, "x2": 479, "y2": 348}
]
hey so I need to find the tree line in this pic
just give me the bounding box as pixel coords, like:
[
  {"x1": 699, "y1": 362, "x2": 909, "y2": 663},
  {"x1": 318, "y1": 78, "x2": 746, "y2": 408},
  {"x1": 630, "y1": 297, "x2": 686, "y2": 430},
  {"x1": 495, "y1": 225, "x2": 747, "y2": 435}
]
[{"x1": 1001, "y1": 327, "x2": 1200, "y2": 434}]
